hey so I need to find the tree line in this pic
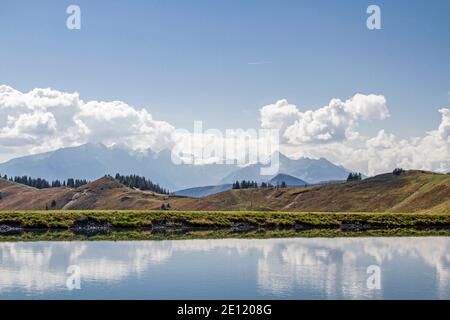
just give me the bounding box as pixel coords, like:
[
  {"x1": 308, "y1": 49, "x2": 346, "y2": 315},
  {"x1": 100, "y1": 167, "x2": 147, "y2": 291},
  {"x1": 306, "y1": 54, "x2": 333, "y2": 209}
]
[
  {"x1": 232, "y1": 180, "x2": 288, "y2": 189},
  {"x1": 346, "y1": 172, "x2": 362, "y2": 182},
  {"x1": 0, "y1": 172, "x2": 168, "y2": 194},
  {"x1": 0, "y1": 174, "x2": 88, "y2": 189},
  {"x1": 114, "y1": 173, "x2": 169, "y2": 194}
]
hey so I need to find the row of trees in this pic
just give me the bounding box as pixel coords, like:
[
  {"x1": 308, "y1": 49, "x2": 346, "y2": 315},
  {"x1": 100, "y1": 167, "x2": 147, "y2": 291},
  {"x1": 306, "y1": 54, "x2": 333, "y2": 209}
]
[
  {"x1": 51, "y1": 178, "x2": 88, "y2": 188},
  {"x1": 346, "y1": 172, "x2": 363, "y2": 182},
  {"x1": 114, "y1": 173, "x2": 169, "y2": 194},
  {"x1": 0, "y1": 174, "x2": 89, "y2": 189},
  {"x1": 347, "y1": 168, "x2": 407, "y2": 182},
  {"x1": 260, "y1": 182, "x2": 276, "y2": 188},
  {"x1": 232, "y1": 180, "x2": 288, "y2": 189},
  {"x1": 10, "y1": 175, "x2": 50, "y2": 189},
  {"x1": 0, "y1": 172, "x2": 168, "y2": 193},
  {"x1": 232, "y1": 180, "x2": 259, "y2": 189}
]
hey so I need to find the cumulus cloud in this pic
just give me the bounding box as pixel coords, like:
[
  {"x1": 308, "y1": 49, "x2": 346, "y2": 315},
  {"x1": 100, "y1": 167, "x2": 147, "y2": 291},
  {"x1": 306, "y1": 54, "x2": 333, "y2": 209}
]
[
  {"x1": 264, "y1": 95, "x2": 449, "y2": 175},
  {"x1": 74, "y1": 100, "x2": 174, "y2": 151},
  {"x1": 343, "y1": 93, "x2": 389, "y2": 120},
  {"x1": 1, "y1": 85, "x2": 448, "y2": 176},
  {"x1": 438, "y1": 108, "x2": 450, "y2": 141},
  {"x1": 261, "y1": 93, "x2": 389, "y2": 144},
  {"x1": 363, "y1": 109, "x2": 450, "y2": 175},
  {"x1": 0, "y1": 85, "x2": 175, "y2": 158},
  {"x1": 282, "y1": 108, "x2": 450, "y2": 176},
  {"x1": 260, "y1": 99, "x2": 300, "y2": 133},
  {"x1": 366, "y1": 129, "x2": 396, "y2": 149}
]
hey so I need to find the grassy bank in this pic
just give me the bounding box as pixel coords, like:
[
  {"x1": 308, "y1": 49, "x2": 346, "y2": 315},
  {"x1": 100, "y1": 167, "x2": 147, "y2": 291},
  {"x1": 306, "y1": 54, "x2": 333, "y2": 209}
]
[
  {"x1": 2, "y1": 228, "x2": 450, "y2": 242},
  {"x1": 1, "y1": 210, "x2": 450, "y2": 230}
]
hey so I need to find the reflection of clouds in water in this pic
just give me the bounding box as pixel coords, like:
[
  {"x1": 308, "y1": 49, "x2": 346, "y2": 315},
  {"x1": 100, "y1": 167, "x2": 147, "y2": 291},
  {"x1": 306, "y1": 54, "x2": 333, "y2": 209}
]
[
  {"x1": 354, "y1": 238, "x2": 450, "y2": 298},
  {"x1": 258, "y1": 245, "x2": 345, "y2": 298},
  {"x1": 0, "y1": 242, "x2": 76, "y2": 294},
  {"x1": 261, "y1": 238, "x2": 450, "y2": 299},
  {"x1": 0, "y1": 242, "x2": 174, "y2": 293},
  {"x1": 258, "y1": 242, "x2": 375, "y2": 299},
  {"x1": 0, "y1": 238, "x2": 449, "y2": 298}
]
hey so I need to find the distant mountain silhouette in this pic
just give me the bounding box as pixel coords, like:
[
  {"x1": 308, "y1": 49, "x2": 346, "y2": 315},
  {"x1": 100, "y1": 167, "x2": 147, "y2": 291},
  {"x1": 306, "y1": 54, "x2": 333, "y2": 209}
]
[
  {"x1": 0, "y1": 144, "x2": 352, "y2": 190},
  {"x1": 269, "y1": 173, "x2": 308, "y2": 187},
  {"x1": 0, "y1": 143, "x2": 235, "y2": 190},
  {"x1": 173, "y1": 184, "x2": 233, "y2": 198},
  {"x1": 221, "y1": 151, "x2": 351, "y2": 184}
]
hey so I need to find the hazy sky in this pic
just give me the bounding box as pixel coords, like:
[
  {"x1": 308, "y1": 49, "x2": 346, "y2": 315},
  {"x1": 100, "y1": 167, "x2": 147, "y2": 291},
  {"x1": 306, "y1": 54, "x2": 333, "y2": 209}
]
[{"x1": 0, "y1": 0, "x2": 449, "y2": 174}]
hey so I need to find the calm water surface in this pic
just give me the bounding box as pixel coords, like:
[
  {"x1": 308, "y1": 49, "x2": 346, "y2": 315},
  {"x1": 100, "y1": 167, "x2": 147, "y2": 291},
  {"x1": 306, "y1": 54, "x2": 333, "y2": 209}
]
[{"x1": 0, "y1": 237, "x2": 449, "y2": 299}]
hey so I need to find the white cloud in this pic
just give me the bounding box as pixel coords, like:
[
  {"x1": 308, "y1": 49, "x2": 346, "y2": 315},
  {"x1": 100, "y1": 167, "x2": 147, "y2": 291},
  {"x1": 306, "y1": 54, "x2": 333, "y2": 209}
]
[
  {"x1": 260, "y1": 99, "x2": 300, "y2": 133},
  {"x1": 262, "y1": 95, "x2": 449, "y2": 175},
  {"x1": 366, "y1": 129, "x2": 396, "y2": 149},
  {"x1": 0, "y1": 85, "x2": 175, "y2": 159},
  {"x1": 438, "y1": 108, "x2": 450, "y2": 141},
  {"x1": 74, "y1": 100, "x2": 174, "y2": 151},
  {"x1": 261, "y1": 93, "x2": 389, "y2": 145},
  {"x1": 344, "y1": 93, "x2": 389, "y2": 120},
  {"x1": 282, "y1": 109, "x2": 450, "y2": 176},
  {"x1": 1, "y1": 85, "x2": 448, "y2": 176},
  {"x1": 364, "y1": 110, "x2": 450, "y2": 175}
]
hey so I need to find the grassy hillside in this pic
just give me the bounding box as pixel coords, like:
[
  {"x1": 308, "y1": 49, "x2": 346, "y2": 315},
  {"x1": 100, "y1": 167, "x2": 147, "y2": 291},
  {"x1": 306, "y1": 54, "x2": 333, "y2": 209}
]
[
  {"x1": 0, "y1": 170, "x2": 449, "y2": 213},
  {"x1": 180, "y1": 171, "x2": 450, "y2": 213},
  {"x1": 0, "y1": 176, "x2": 172, "y2": 210},
  {"x1": 60, "y1": 177, "x2": 171, "y2": 210},
  {"x1": 0, "y1": 178, "x2": 75, "y2": 210}
]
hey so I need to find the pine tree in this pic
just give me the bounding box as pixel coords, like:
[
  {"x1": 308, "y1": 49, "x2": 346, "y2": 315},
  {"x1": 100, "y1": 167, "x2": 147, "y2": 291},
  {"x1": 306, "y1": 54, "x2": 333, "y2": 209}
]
[{"x1": 67, "y1": 178, "x2": 75, "y2": 188}]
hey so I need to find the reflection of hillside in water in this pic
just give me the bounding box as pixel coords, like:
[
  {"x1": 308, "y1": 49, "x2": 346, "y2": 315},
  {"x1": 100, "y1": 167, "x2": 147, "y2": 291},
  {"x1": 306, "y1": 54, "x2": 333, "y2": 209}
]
[{"x1": 0, "y1": 238, "x2": 449, "y2": 299}]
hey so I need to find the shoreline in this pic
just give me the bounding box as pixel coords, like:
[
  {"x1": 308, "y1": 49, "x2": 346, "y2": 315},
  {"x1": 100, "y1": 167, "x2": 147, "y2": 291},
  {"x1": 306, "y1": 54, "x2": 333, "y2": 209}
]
[
  {"x1": 2, "y1": 227, "x2": 450, "y2": 242},
  {"x1": 1, "y1": 211, "x2": 450, "y2": 237}
]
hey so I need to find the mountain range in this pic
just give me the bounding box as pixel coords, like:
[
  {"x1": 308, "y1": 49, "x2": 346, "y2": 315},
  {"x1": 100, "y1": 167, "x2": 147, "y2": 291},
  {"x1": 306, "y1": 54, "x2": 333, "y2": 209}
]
[
  {"x1": 0, "y1": 143, "x2": 352, "y2": 190},
  {"x1": 174, "y1": 173, "x2": 308, "y2": 198},
  {"x1": 221, "y1": 152, "x2": 351, "y2": 184}
]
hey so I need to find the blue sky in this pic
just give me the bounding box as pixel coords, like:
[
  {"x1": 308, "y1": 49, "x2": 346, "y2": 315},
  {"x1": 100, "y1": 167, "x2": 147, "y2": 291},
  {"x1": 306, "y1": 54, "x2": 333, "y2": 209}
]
[{"x1": 0, "y1": 0, "x2": 449, "y2": 138}]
